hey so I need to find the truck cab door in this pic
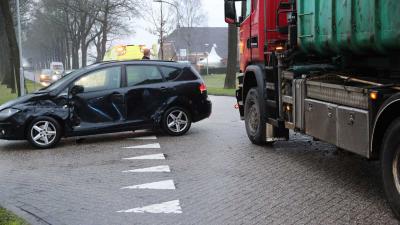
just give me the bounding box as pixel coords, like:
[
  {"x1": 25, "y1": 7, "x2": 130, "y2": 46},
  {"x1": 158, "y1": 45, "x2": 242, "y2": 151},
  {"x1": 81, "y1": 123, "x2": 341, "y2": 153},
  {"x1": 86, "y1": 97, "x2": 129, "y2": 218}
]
[{"x1": 240, "y1": 0, "x2": 257, "y2": 71}]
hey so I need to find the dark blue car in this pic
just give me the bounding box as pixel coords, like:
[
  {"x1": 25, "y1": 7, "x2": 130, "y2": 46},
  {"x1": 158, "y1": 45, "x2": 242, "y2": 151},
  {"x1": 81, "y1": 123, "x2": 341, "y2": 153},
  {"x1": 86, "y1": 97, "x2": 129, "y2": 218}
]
[{"x1": 0, "y1": 61, "x2": 212, "y2": 148}]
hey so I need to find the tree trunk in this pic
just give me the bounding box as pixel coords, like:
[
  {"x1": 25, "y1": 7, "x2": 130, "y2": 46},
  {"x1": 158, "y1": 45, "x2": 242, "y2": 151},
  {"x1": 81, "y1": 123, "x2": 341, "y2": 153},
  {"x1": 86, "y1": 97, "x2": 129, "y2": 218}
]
[
  {"x1": 81, "y1": 38, "x2": 87, "y2": 67},
  {"x1": 100, "y1": 22, "x2": 108, "y2": 60},
  {"x1": 71, "y1": 42, "x2": 79, "y2": 69},
  {"x1": 65, "y1": 35, "x2": 71, "y2": 70},
  {"x1": 0, "y1": 0, "x2": 20, "y2": 95},
  {"x1": 224, "y1": 24, "x2": 238, "y2": 89}
]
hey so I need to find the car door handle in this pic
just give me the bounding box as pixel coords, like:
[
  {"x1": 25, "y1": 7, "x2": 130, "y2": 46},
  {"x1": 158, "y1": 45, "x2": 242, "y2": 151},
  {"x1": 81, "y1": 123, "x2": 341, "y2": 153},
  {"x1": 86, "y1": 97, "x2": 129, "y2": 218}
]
[{"x1": 160, "y1": 87, "x2": 168, "y2": 92}]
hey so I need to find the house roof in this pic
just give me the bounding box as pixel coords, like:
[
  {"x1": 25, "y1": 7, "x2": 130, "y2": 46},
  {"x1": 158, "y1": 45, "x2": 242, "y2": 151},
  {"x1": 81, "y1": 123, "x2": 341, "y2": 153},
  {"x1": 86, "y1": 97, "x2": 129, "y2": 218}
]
[{"x1": 164, "y1": 27, "x2": 229, "y2": 59}]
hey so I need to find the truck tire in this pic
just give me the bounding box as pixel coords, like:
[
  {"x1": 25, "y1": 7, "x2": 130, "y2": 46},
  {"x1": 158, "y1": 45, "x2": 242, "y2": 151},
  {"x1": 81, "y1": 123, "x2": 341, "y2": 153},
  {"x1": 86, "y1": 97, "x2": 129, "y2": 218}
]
[
  {"x1": 381, "y1": 118, "x2": 400, "y2": 219},
  {"x1": 244, "y1": 88, "x2": 266, "y2": 145}
]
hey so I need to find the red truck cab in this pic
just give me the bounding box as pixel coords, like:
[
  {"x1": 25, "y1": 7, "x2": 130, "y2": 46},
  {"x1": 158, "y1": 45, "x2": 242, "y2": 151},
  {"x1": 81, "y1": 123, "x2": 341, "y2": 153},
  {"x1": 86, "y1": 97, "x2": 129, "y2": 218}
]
[{"x1": 226, "y1": 0, "x2": 290, "y2": 71}]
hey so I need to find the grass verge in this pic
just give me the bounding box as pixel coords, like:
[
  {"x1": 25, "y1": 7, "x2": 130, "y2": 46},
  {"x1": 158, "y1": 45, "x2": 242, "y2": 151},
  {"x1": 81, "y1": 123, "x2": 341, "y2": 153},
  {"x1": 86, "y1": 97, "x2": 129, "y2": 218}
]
[
  {"x1": 0, "y1": 207, "x2": 29, "y2": 225},
  {"x1": 0, "y1": 80, "x2": 43, "y2": 105},
  {"x1": 202, "y1": 74, "x2": 236, "y2": 97}
]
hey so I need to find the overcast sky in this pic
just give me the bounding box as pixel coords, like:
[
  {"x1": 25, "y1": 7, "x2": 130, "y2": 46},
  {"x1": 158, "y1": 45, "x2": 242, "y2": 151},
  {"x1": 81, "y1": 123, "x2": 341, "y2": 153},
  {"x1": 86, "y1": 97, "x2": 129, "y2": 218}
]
[{"x1": 111, "y1": 0, "x2": 226, "y2": 48}]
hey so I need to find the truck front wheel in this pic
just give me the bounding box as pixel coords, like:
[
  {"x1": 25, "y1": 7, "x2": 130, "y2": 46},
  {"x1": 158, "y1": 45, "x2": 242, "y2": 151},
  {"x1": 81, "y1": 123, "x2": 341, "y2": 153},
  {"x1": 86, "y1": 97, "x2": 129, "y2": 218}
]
[
  {"x1": 244, "y1": 88, "x2": 266, "y2": 145},
  {"x1": 381, "y1": 118, "x2": 400, "y2": 219}
]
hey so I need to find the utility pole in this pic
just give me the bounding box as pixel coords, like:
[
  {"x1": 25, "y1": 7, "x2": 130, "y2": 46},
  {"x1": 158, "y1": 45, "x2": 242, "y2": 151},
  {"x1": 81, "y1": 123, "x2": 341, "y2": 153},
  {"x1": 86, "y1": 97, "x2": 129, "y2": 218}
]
[
  {"x1": 16, "y1": 0, "x2": 25, "y2": 96},
  {"x1": 205, "y1": 43, "x2": 209, "y2": 76},
  {"x1": 154, "y1": 0, "x2": 180, "y2": 61},
  {"x1": 160, "y1": 1, "x2": 164, "y2": 60}
]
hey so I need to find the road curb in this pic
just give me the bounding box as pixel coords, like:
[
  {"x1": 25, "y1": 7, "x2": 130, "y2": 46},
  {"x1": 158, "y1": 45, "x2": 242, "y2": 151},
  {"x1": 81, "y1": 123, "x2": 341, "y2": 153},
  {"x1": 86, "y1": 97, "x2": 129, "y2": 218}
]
[{"x1": 0, "y1": 198, "x2": 53, "y2": 225}]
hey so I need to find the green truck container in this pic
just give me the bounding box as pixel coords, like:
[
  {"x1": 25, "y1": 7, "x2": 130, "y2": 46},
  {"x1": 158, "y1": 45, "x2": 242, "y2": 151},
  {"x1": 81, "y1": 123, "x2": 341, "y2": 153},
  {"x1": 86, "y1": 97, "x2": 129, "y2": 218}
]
[{"x1": 297, "y1": 0, "x2": 400, "y2": 55}]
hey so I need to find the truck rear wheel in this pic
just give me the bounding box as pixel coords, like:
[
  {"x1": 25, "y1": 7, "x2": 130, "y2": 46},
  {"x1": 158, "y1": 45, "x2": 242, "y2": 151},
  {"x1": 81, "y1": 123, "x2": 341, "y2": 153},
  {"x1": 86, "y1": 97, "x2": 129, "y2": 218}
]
[
  {"x1": 244, "y1": 88, "x2": 266, "y2": 145},
  {"x1": 381, "y1": 118, "x2": 400, "y2": 219}
]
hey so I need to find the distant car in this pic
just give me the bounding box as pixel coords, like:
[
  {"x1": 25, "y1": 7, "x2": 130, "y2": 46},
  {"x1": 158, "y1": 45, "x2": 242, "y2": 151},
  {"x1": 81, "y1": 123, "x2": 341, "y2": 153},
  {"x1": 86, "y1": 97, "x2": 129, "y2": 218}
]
[
  {"x1": 40, "y1": 69, "x2": 62, "y2": 84},
  {"x1": 50, "y1": 62, "x2": 64, "y2": 75},
  {"x1": 0, "y1": 60, "x2": 212, "y2": 148},
  {"x1": 40, "y1": 62, "x2": 65, "y2": 84},
  {"x1": 39, "y1": 69, "x2": 52, "y2": 83}
]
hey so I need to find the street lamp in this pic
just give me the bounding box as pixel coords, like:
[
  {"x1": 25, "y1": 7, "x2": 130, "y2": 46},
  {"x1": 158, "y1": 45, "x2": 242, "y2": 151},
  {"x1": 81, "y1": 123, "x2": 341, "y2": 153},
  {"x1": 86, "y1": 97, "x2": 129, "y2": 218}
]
[
  {"x1": 204, "y1": 43, "x2": 209, "y2": 76},
  {"x1": 153, "y1": 0, "x2": 180, "y2": 27},
  {"x1": 153, "y1": 0, "x2": 181, "y2": 61},
  {"x1": 16, "y1": 0, "x2": 25, "y2": 96}
]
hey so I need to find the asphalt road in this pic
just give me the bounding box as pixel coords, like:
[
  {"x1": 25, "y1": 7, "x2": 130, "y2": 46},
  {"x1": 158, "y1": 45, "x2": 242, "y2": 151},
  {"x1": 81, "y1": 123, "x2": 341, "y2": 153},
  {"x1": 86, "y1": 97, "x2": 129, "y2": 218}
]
[{"x1": 0, "y1": 96, "x2": 398, "y2": 225}]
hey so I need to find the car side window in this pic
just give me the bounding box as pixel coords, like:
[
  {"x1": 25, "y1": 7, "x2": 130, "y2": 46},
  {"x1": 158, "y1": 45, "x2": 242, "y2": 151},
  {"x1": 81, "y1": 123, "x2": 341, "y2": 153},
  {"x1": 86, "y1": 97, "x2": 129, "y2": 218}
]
[
  {"x1": 126, "y1": 65, "x2": 163, "y2": 86},
  {"x1": 160, "y1": 66, "x2": 182, "y2": 81},
  {"x1": 74, "y1": 67, "x2": 121, "y2": 93}
]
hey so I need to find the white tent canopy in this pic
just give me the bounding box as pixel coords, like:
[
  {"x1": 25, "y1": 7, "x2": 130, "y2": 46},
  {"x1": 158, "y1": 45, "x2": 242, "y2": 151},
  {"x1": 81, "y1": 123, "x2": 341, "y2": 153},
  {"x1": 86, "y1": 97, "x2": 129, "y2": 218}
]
[{"x1": 197, "y1": 44, "x2": 223, "y2": 68}]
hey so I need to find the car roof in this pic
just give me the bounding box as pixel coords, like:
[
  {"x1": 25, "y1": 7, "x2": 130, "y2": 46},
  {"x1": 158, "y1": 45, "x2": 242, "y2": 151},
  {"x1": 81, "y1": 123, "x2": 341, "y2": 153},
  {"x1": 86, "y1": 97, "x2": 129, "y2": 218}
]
[{"x1": 97, "y1": 60, "x2": 190, "y2": 69}]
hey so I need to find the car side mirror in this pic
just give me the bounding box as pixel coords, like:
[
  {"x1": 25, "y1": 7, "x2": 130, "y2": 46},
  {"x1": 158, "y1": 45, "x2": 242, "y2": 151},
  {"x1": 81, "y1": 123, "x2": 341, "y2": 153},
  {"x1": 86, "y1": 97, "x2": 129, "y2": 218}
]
[
  {"x1": 70, "y1": 85, "x2": 84, "y2": 96},
  {"x1": 224, "y1": 0, "x2": 238, "y2": 25}
]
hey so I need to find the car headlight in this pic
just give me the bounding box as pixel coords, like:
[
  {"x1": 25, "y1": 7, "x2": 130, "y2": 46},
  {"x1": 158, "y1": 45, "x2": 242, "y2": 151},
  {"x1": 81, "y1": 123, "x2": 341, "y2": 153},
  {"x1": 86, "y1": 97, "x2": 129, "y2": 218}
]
[
  {"x1": 0, "y1": 108, "x2": 20, "y2": 119},
  {"x1": 40, "y1": 74, "x2": 48, "y2": 79},
  {"x1": 52, "y1": 75, "x2": 59, "y2": 81}
]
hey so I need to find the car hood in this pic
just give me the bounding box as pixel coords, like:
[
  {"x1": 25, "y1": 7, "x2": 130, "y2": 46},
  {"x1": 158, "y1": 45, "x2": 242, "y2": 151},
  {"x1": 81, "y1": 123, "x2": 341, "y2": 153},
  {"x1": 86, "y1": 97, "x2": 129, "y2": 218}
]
[{"x1": 0, "y1": 92, "x2": 50, "y2": 111}]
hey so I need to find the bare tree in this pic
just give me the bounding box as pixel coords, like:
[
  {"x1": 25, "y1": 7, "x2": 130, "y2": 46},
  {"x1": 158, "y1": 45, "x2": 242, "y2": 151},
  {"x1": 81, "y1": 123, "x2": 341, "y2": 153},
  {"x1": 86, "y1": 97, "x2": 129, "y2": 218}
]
[
  {"x1": 0, "y1": 0, "x2": 21, "y2": 95},
  {"x1": 91, "y1": 0, "x2": 137, "y2": 62},
  {"x1": 25, "y1": 0, "x2": 139, "y2": 69},
  {"x1": 142, "y1": 0, "x2": 175, "y2": 60},
  {"x1": 173, "y1": 0, "x2": 206, "y2": 54},
  {"x1": 224, "y1": 23, "x2": 238, "y2": 89}
]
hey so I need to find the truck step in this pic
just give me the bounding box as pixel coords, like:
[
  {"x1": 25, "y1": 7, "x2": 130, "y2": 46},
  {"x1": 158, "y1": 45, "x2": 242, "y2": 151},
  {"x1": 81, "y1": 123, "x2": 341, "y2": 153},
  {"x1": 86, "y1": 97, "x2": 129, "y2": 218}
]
[
  {"x1": 282, "y1": 71, "x2": 295, "y2": 80},
  {"x1": 265, "y1": 66, "x2": 274, "y2": 71},
  {"x1": 266, "y1": 82, "x2": 275, "y2": 91},
  {"x1": 282, "y1": 95, "x2": 293, "y2": 104}
]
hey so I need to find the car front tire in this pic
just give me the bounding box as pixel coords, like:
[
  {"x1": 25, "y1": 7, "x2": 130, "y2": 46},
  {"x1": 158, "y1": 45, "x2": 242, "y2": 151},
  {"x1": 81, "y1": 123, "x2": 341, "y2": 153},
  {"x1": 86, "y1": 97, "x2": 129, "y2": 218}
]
[
  {"x1": 162, "y1": 107, "x2": 192, "y2": 136},
  {"x1": 381, "y1": 118, "x2": 400, "y2": 219},
  {"x1": 27, "y1": 117, "x2": 62, "y2": 149}
]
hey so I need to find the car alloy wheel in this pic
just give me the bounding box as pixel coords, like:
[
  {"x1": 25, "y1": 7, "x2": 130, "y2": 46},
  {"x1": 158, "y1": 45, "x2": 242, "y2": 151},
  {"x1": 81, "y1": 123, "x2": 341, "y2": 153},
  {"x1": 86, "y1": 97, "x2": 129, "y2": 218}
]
[
  {"x1": 30, "y1": 120, "x2": 57, "y2": 146},
  {"x1": 167, "y1": 110, "x2": 189, "y2": 133}
]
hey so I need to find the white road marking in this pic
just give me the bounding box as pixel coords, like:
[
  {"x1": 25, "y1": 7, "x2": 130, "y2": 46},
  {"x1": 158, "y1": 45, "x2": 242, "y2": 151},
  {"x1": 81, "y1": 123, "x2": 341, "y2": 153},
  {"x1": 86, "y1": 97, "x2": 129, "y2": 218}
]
[
  {"x1": 122, "y1": 165, "x2": 171, "y2": 173},
  {"x1": 122, "y1": 154, "x2": 165, "y2": 160},
  {"x1": 117, "y1": 200, "x2": 182, "y2": 214},
  {"x1": 123, "y1": 143, "x2": 161, "y2": 149},
  {"x1": 121, "y1": 180, "x2": 176, "y2": 190},
  {"x1": 129, "y1": 135, "x2": 157, "y2": 140}
]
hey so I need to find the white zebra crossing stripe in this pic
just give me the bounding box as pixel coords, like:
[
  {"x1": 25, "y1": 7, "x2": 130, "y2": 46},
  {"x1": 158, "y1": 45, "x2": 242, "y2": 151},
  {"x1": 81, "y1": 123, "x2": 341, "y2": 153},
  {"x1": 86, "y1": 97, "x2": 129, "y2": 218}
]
[
  {"x1": 122, "y1": 165, "x2": 171, "y2": 173},
  {"x1": 123, "y1": 143, "x2": 161, "y2": 149},
  {"x1": 117, "y1": 200, "x2": 182, "y2": 214},
  {"x1": 129, "y1": 136, "x2": 157, "y2": 140},
  {"x1": 121, "y1": 180, "x2": 176, "y2": 190},
  {"x1": 122, "y1": 154, "x2": 165, "y2": 160}
]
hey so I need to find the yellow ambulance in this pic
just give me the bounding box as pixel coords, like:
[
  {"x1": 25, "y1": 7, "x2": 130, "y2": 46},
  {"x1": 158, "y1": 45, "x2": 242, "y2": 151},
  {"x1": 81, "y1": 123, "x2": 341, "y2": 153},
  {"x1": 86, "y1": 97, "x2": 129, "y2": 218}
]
[{"x1": 103, "y1": 45, "x2": 146, "y2": 61}]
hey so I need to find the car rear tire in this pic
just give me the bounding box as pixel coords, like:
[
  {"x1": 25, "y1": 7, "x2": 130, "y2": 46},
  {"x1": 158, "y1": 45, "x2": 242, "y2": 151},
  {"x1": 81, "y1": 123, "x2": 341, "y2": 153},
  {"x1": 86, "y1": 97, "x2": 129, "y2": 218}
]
[
  {"x1": 27, "y1": 117, "x2": 61, "y2": 149},
  {"x1": 244, "y1": 88, "x2": 266, "y2": 145},
  {"x1": 381, "y1": 118, "x2": 400, "y2": 219},
  {"x1": 162, "y1": 107, "x2": 191, "y2": 136}
]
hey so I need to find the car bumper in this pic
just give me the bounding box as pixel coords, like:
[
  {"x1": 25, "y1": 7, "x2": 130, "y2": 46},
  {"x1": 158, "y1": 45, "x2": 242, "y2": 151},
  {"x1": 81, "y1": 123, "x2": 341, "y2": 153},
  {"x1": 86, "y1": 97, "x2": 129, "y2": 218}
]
[
  {"x1": 0, "y1": 121, "x2": 25, "y2": 140},
  {"x1": 192, "y1": 98, "x2": 212, "y2": 122}
]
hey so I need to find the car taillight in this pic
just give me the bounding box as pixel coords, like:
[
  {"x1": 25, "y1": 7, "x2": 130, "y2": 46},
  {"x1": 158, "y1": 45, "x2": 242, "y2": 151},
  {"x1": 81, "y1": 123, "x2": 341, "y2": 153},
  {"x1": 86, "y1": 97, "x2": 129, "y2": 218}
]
[{"x1": 199, "y1": 83, "x2": 207, "y2": 94}]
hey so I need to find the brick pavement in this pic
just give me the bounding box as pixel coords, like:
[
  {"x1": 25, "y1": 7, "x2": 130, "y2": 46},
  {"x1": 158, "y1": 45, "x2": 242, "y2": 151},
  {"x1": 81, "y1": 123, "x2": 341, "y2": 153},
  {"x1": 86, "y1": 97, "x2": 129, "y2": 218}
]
[{"x1": 0, "y1": 96, "x2": 398, "y2": 225}]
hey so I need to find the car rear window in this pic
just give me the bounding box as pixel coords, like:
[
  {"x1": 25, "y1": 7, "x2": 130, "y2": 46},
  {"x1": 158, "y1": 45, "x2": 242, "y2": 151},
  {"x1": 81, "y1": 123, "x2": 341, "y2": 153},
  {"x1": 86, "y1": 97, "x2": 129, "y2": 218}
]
[
  {"x1": 160, "y1": 66, "x2": 182, "y2": 81},
  {"x1": 175, "y1": 67, "x2": 199, "y2": 81}
]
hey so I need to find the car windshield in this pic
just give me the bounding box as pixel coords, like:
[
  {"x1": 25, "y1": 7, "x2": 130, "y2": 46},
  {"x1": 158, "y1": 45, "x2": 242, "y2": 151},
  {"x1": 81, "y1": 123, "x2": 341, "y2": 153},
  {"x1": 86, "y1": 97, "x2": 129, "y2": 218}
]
[{"x1": 38, "y1": 64, "x2": 103, "y2": 92}]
